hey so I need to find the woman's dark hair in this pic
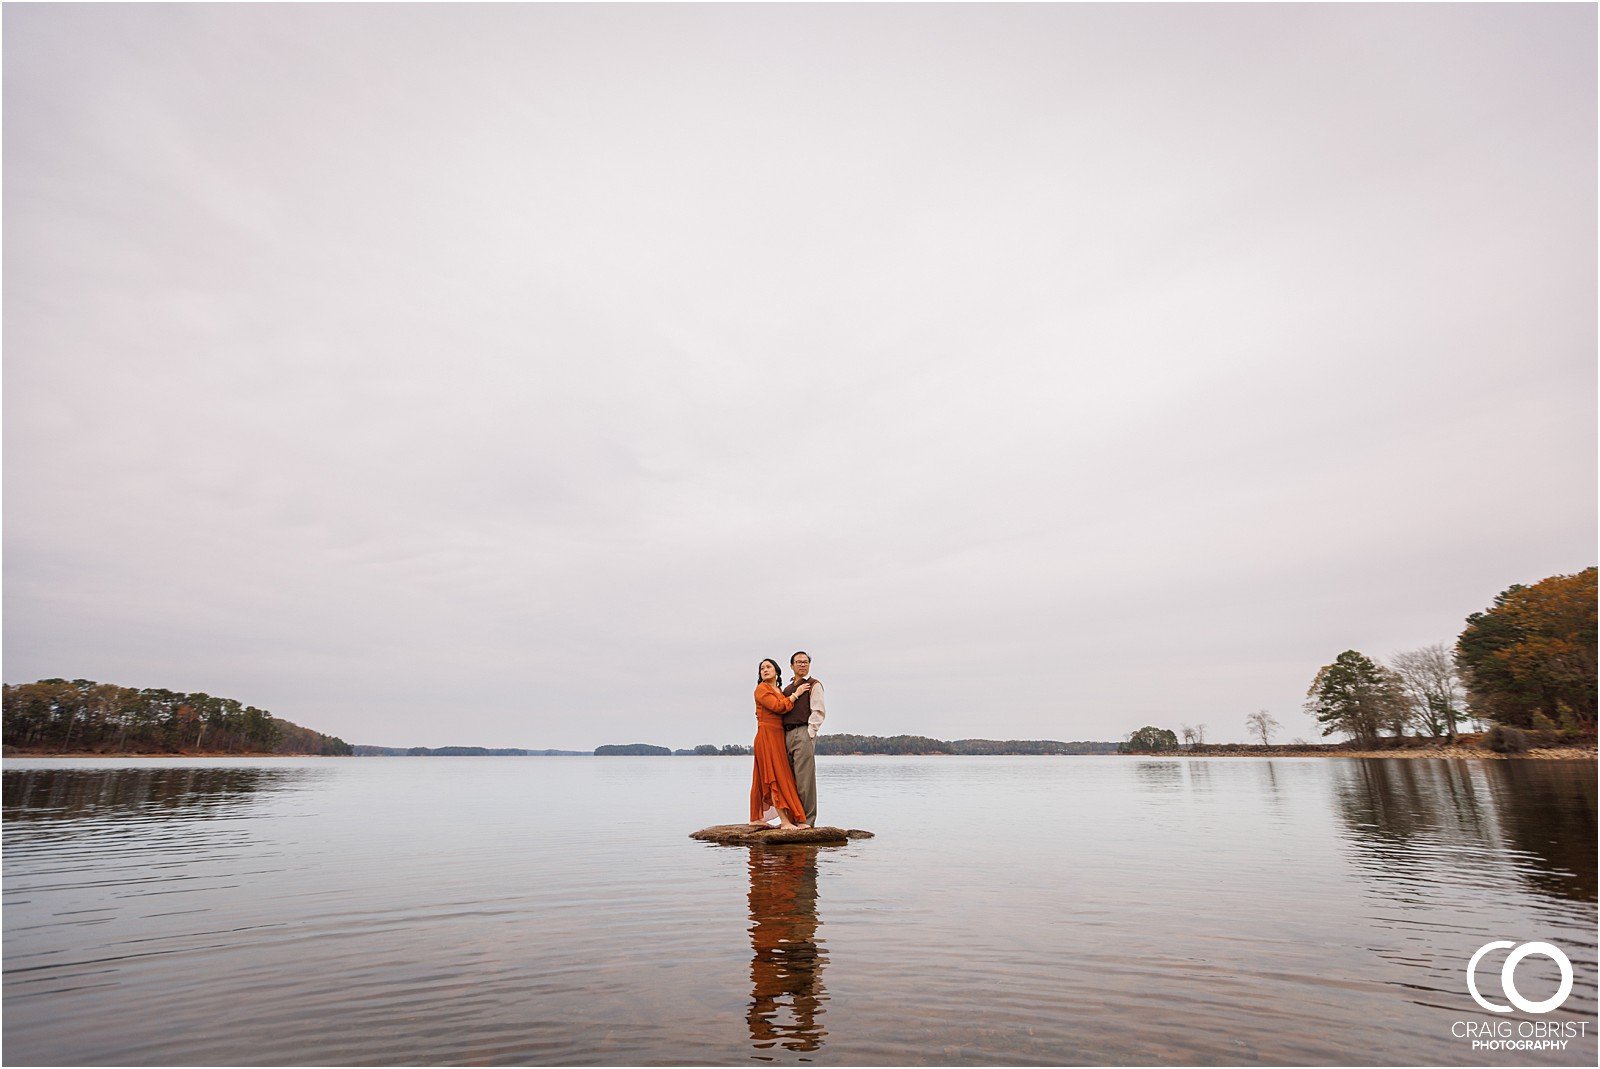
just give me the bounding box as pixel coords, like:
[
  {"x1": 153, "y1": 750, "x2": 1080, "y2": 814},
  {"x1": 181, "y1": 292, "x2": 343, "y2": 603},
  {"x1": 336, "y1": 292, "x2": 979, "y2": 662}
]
[{"x1": 757, "y1": 658, "x2": 784, "y2": 686}]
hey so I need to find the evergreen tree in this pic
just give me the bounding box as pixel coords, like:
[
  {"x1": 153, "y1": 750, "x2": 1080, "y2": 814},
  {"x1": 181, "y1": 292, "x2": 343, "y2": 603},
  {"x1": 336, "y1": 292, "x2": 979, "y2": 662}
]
[{"x1": 1304, "y1": 651, "x2": 1404, "y2": 744}]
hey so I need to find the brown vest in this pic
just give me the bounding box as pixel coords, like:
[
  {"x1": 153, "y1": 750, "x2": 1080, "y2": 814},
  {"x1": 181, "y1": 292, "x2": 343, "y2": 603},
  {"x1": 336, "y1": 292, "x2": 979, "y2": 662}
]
[{"x1": 781, "y1": 676, "x2": 820, "y2": 729}]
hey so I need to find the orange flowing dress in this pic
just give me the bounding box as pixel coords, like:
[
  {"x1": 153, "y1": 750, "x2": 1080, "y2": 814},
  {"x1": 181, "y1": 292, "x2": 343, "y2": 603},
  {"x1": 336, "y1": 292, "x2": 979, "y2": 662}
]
[{"x1": 750, "y1": 683, "x2": 809, "y2": 825}]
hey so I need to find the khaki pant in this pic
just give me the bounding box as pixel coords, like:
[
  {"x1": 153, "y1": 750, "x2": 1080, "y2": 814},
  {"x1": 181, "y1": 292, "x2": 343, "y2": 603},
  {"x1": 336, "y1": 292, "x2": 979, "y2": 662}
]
[{"x1": 784, "y1": 724, "x2": 817, "y2": 826}]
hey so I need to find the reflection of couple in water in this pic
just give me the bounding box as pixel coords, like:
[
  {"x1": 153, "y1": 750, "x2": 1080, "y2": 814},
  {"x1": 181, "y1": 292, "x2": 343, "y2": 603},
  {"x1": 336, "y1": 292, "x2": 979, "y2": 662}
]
[
  {"x1": 750, "y1": 652, "x2": 826, "y2": 830},
  {"x1": 746, "y1": 845, "x2": 826, "y2": 1053}
]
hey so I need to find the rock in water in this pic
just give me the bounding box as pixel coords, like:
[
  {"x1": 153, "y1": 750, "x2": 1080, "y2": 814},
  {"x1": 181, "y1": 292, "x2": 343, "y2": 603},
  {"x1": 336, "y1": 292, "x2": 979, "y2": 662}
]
[{"x1": 690, "y1": 824, "x2": 874, "y2": 845}]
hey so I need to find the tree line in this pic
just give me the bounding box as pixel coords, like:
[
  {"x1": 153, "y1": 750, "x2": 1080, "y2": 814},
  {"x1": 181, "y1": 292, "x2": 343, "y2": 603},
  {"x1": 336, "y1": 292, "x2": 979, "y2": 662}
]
[
  {"x1": 1306, "y1": 568, "x2": 1595, "y2": 746},
  {"x1": 351, "y1": 746, "x2": 589, "y2": 756},
  {"x1": 817, "y1": 734, "x2": 1120, "y2": 755},
  {"x1": 2, "y1": 678, "x2": 353, "y2": 756},
  {"x1": 596, "y1": 736, "x2": 1121, "y2": 756},
  {"x1": 595, "y1": 743, "x2": 672, "y2": 756},
  {"x1": 1121, "y1": 567, "x2": 1596, "y2": 751}
]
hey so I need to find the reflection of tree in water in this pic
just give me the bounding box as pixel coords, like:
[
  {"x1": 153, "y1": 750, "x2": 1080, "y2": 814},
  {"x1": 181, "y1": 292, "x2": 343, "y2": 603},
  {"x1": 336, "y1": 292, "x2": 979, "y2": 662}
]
[
  {"x1": 1257, "y1": 760, "x2": 1282, "y2": 797},
  {"x1": 2, "y1": 766, "x2": 307, "y2": 824},
  {"x1": 1333, "y1": 758, "x2": 1596, "y2": 904},
  {"x1": 1481, "y1": 761, "x2": 1596, "y2": 904},
  {"x1": 1132, "y1": 761, "x2": 1183, "y2": 789},
  {"x1": 746, "y1": 844, "x2": 827, "y2": 1056},
  {"x1": 1335, "y1": 759, "x2": 1493, "y2": 846}
]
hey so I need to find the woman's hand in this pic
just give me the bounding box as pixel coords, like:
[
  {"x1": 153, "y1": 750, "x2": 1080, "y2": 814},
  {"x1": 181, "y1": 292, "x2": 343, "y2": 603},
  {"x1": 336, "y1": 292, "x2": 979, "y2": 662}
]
[{"x1": 793, "y1": 682, "x2": 811, "y2": 696}]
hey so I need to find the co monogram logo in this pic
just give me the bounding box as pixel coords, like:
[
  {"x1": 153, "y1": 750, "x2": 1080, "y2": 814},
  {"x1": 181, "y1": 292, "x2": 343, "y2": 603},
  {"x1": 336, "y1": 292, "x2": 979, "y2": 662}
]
[{"x1": 1467, "y1": 941, "x2": 1573, "y2": 1014}]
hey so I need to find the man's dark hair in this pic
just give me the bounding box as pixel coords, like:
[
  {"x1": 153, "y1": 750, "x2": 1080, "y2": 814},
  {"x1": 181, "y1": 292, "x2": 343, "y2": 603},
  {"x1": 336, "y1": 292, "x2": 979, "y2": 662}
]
[{"x1": 790, "y1": 651, "x2": 809, "y2": 665}]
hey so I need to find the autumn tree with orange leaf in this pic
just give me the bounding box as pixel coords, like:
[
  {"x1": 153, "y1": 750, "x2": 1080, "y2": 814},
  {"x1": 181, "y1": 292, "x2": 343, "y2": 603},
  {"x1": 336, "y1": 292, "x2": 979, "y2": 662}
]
[{"x1": 1456, "y1": 567, "x2": 1597, "y2": 732}]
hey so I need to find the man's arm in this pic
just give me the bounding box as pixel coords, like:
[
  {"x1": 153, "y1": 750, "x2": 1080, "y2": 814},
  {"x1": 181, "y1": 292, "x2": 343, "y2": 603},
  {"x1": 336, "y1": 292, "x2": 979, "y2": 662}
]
[{"x1": 807, "y1": 680, "x2": 826, "y2": 737}]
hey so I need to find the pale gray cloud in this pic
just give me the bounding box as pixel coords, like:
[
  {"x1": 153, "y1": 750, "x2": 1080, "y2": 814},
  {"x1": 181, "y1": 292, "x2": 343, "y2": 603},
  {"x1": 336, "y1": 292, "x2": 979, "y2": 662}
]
[{"x1": 5, "y1": 4, "x2": 1594, "y2": 748}]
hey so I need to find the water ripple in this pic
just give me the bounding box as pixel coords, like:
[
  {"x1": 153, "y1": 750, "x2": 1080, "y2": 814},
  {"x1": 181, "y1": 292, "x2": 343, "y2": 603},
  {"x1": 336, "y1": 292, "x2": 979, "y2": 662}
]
[{"x1": 3, "y1": 757, "x2": 1595, "y2": 1065}]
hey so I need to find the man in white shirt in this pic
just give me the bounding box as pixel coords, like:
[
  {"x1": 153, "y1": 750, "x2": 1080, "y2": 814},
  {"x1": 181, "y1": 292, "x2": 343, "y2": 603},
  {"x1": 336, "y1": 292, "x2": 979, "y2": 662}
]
[{"x1": 780, "y1": 650, "x2": 826, "y2": 827}]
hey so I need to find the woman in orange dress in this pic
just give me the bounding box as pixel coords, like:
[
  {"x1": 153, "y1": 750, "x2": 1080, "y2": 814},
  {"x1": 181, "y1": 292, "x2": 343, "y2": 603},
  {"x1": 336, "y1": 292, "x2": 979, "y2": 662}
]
[{"x1": 751, "y1": 658, "x2": 812, "y2": 830}]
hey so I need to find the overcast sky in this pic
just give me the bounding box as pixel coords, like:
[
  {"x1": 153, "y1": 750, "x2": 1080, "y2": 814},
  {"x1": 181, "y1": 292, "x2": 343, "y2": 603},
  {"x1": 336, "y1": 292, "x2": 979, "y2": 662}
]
[{"x1": 5, "y1": 4, "x2": 1594, "y2": 749}]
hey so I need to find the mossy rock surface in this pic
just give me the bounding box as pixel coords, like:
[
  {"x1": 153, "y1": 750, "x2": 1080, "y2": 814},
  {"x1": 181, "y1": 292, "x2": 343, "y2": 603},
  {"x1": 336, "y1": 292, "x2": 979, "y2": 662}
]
[{"x1": 690, "y1": 823, "x2": 874, "y2": 845}]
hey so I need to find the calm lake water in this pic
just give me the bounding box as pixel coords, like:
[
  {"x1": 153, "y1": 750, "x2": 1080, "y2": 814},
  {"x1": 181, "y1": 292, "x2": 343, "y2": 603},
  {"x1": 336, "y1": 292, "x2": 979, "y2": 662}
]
[{"x1": 3, "y1": 755, "x2": 1595, "y2": 1066}]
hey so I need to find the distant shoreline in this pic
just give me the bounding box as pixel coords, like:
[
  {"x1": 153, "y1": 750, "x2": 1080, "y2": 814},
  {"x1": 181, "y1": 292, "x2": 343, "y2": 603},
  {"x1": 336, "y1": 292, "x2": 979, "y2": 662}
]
[{"x1": 6, "y1": 747, "x2": 1594, "y2": 761}]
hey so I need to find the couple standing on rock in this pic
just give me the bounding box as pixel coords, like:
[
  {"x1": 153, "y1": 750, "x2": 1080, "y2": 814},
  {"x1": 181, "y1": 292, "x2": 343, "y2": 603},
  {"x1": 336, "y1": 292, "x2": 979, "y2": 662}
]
[{"x1": 750, "y1": 651, "x2": 826, "y2": 830}]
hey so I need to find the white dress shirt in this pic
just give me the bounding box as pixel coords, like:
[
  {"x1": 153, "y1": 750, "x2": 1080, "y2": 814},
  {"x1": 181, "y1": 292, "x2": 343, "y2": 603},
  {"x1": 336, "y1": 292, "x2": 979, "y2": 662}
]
[{"x1": 793, "y1": 676, "x2": 826, "y2": 737}]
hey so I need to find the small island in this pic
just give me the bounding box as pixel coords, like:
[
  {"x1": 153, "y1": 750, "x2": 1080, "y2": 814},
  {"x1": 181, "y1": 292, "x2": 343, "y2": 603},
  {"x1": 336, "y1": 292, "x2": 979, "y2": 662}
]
[
  {"x1": 818, "y1": 734, "x2": 1119, "y2": 755},
  {"x1": 353, "y1": 746, "x2": 590, "y2": 757}
]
